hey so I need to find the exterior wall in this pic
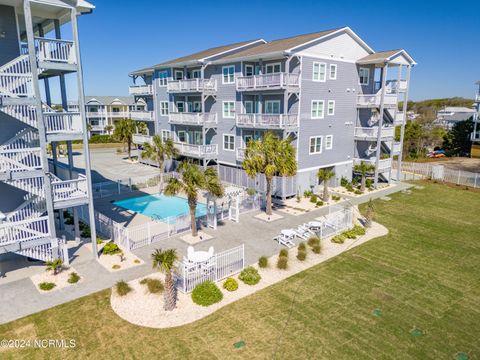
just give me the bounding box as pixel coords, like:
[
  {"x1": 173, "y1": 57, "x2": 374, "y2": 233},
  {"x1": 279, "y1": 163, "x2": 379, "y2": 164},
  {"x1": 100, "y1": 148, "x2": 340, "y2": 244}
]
[{"x1": 0, "y1": 6, "x2": 20, "y2": 66}]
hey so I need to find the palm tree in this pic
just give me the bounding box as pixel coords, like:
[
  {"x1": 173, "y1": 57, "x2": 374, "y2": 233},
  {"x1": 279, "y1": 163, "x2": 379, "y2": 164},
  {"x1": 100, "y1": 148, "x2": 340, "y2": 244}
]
[
  {"x1": 354, "y1": 161, "x2": 376, "y2": 192},
  {"x1": 317, "y1": 168, "x2": 335, "y2": 202},
  {"x1": 151, "y1": 248, "x2": 178, "y2": 311},
  {"x1": 141, "y1": 135, "x2": 178, "y2": 192},
  {"x1": 243, "y1": 131, "x2": 296, "y2": 216},
  {"x1": 113, "y1": 118, "x2": 136, "y2": 161},
  {"x1": 104, "y1": 124, "x2": 113, "y2": 135},
  {"x1": 137, "y1": 121, "x2": 148, "y2": 135},
  {"x1": 45, "y1": 258, "x2": 64, "y2": 275},
  {"x1": 164, "y1": 162, "x2": 224, "y2": 236}
]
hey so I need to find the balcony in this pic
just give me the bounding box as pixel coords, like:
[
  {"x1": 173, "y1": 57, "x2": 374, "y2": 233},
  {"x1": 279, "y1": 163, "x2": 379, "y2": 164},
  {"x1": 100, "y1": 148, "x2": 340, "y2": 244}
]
[
  {"x1": 0, "y1": 148, "x2": 42, "y2": 173},
  {"x1": 236, "y1": 73, "x2": 300, "y2": 91},
  {"x1": 236, "y1": 148, "x2": 246, "y2": 161},
  {"x1": 129, "y1": 84, "x2": 153, "y2": 95},
  {"x1": 108, "y1": 111, "x2": 130, "y2": 118},
  {"x1": 51, "y1": 174, "x2": 89, "y2": 208},
  {"x1": 86, "y1": 111, "x2": 106, "y2": 118},
  {"x1": 353, "y1": 157, "x2": 392, "y2": 171},
  {"x1": 130, "y1": 110, "x2": 154, "y2": 122},
  {"x1": 44, "y1": 112, "x2": 83, "y2": 140},
  {"x1": 236, "y1": 114, "x2": 298, "y2": 130},
  {"x1": 357, "y1": 94, "x2": 398, "y2": 108},
  {"x1": 169, "y1": 112, "x2": 217, "y2": 126},
  {"x1": 385, "y1": 80, "x2": 408, "y2": 94},
  {"x1": 167, "y1": 79, "x2": 217, "y2": 93},
  {"x1": 132, "y1": 134, "x2": 153, "y2": 145},
  {"x1": 0, "y1": 216, "x2": 50, "y2": 247},
  {"x1": 394, "y1": 111, "x2": 405, "y2": 125},
  {"x1": 174, "y1": 142, "x2": 218, "y2": 159},
  {"x1": 354, "y1": 126, "x2": 395, "y2": 141},
  {"x1": 34, "y1": 37, "x2": 76, "y2": 66}
]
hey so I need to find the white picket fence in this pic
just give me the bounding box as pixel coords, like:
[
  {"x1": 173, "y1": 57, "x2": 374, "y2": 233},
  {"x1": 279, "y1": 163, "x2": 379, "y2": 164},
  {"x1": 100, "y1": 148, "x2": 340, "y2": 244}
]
[
  {"x1": 394, "y1": 161, "x2": 480, "y2": 188},
  {"x1": 174, "y1": 245, "x2": 245, "y2": 293}
]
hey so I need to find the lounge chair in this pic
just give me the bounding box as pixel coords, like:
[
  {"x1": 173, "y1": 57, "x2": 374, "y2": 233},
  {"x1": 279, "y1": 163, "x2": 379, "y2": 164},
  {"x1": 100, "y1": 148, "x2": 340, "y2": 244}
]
[
  {"x1": 299, "y1": 224, "x2": 316, "y2": 236},
  {"x1": 294, "y1": 227, "x2": 311, "y2": 240},
  {"x1": 273, "y1": 233, "x2": 295, "y2": 248}
]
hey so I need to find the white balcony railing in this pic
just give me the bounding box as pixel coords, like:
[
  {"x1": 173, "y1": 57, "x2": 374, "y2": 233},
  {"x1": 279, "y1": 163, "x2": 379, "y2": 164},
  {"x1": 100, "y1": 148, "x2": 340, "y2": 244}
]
[
  {"x1": 0, "y1": 216, "x2": 51, "y2": 246},
  {"x1": 108, "y1": 111, "x2": 130, "y2": 117},
  {"x1": 130, "y1": 110, "x2": 154, "y2": 121},
  {"x1": 169, "y1": 112, "x2": 217, "y2": 126},
  {"x1": 386, "y1": 80, "x2": 408, "y2": 94},
  {"x1": 129, "y1": 84, "x2": 153, "y2": 95},
  {"x1": 353, "y1": 157, "x2": 392, "y2": 171},
  {"x1": 86, "y1": 111, "x2": 107, "y2": 117},
  {"x1": 354, "y1": 126, "x2": 395, "y2": 140},
  {"x1": 34, "y1": 37, "x2": 76, "y2": 64},
  {"x1": 394, "y1": 111, "x2": 405, "y2": 125},
  {"x1": 174, "y1": 142, "x2": 218, "y2": 159},
  {"x1": 51, "y1": 174, "x2": 88, "y2": 202},
  {"x1": 391, "y1": 141, "x2": 402, "y2": 154},
  {"x1": 236, "y1": 114, "x2": 298, "y2": 129},
  {"x1": 43, "y1": 112, "x2": 82, "y2": 134},
  {"x1": 357, "y1": 94, "x2": 398, "y2": 108},
  {"x1": 132, "y1": 134, "x2": 153, "y2": 145},
  {"x1": 236, "y1": 148, "x2": 246, "y2": 161},
  {"x1": 0, "y1": 148, "x2": 42, "y2": 172},
  {"x1": 167, "y1": 79, "x2": 217, "y2": 93},
  {"x1": 236, "y1": 73, "x2": 300, "y2": 91}
]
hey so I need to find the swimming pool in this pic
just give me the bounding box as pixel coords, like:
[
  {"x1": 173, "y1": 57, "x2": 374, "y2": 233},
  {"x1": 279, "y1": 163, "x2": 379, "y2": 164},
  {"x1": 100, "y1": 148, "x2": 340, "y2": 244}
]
[{"x1": 113, "y1": 194, "x2": 207, "y2": 223}]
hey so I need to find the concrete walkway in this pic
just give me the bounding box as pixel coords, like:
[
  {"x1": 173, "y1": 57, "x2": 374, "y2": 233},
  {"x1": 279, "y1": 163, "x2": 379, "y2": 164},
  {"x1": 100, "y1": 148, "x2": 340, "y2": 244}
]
[{"x1": 0, "y1": 182, "x2": 411, "y2": 324}]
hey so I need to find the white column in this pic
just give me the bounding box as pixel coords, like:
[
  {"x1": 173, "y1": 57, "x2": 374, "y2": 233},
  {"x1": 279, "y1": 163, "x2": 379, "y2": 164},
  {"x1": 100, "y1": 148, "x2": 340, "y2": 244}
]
[
  {"x1": 374, "y1": 64, "x2": 388, "y2": 188},
  {"x1": 397, "y1": 65, "x2": 411, "y2": 182}
]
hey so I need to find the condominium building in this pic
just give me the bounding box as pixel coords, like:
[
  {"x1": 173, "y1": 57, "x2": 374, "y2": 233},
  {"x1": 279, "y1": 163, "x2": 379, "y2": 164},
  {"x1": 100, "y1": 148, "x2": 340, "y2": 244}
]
[
  {"x1": 0, "y1": 0, "x2": 98, "y2": 264},
  {"x1": 436, "y1": 106, "x2": 476, "y2": 130},
  {"x1": 471, "y1": 81, "x2": 480, "y2": 158},
  {"x1": 129, "y1": 27, "x2": 415, "y2": 197}
]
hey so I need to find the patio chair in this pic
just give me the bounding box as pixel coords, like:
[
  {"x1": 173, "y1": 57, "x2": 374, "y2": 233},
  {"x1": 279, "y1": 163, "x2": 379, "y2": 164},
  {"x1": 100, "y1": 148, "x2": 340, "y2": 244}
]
[{"x1": 273, "y1": 234, "x2": 295, "y2": 248}]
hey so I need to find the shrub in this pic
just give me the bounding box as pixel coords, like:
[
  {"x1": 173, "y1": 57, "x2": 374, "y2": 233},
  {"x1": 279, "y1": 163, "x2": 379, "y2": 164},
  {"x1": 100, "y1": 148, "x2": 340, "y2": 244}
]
[
  {"x1": 316, "y1": 201, "x2": 324, "y2": 207},
  {"x1": 366, "y1": 178, "x2": 373, "y2": 189},
  {"x1": 246, "y1": 187, "x2": 256, "y2": 196},
  {"x1": 144, "y1": 278, "x2": 163, "y2": 294},
  {"x1": 279, "y1": 248, "x2": 289, "y2": 258},
  {"x1": 340, "y1": 177, "x2": 349, "y2": 187},
  {"x1": 112, "y1": 264, "x2": 121, "y2": 270},
  {"x1": 39, "y1": 282, "x2": 56, "y2": 291},
  {"x1": 102, "y1": 242, "x2": 121, "y2": 255},
  {"x1": 116, "y1": 280, "x2": 132, "y2": 296},
  {"x1": 345, "y1": 184, "x2": 354, "y2": 192},
  {"x1": 297, "y1": 250, "x2": 307, "y2": 261},
  {"x1": 332, "y1": 195, "x2": 341, "y2": 201},
  {"x1": 331, "y1": 234, "x2": 346, "y2": 244},
  {"x1": 223, "y1": 277, "x2": 239, "y2": 292},
  {"x1": 139, "y1": 278, "x2": 148, "y2": 285},
  {"x1": 352, "y1": 224, "x2": 366, "y2": 236},
  {"x1": 96, "y1": 238, "x2": 104, "y2": 245},
  {"x1": 239, "y1": 266, "x2": 261, "y2": 285},
  {"x1": 354, "y1": 189, "x2": 363, "y2": 195},
  {"x1": 307, "y1": 235, "x2": 320, "y2": 248},
  {"x1": 312, "y1": 244, "x2": 321, "y2": 254},
  {"x1": 258, "y1": 256, "x2": 268, "y2": 268},
  {"x1": 303, "y1": 190, "x2": 313, "y2": 198},
  {"x1": 80, "y1": 227, "x2": 91, "y2": 238},
  {"x1": 67, "y1": 272, "x2": 80, "y2": 284},
  {"x1": 89, "y1": 134, "x2": 117, "y2": 144},
  {"x1": 309, "y1": 195, "x2": 318, "y2": 203},
  {"x1": 65, "y1": 217, "x2": 74, "y2": 225},
  {"x1": 191, "y1": 281, "x2": 223, "y2": 306},
  {"x1": 134, "y1": 259, "x2": 141, "y2": 264},
  {"x1": 277, "y1": 256, "x2": 288, "y2": 270},
  {"x1": 298, "y1": 242, "x2": 306, "y2": 251},
  {"x1": 63, "y1": 210, "x2": 72, "y2": 219}
]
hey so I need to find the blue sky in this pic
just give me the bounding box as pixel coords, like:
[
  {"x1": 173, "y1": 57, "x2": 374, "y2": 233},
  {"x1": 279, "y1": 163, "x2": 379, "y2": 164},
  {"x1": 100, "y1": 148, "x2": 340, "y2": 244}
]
[{"x1": 74, "y1": 0, "x2": 480, "y2": 101}]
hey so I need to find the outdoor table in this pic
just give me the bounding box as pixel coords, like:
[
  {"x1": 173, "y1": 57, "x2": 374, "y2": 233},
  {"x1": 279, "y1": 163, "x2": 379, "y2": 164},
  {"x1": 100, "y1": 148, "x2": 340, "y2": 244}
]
[{"x1": 281, "y1": 229, "x2": 296, "y2": 238}]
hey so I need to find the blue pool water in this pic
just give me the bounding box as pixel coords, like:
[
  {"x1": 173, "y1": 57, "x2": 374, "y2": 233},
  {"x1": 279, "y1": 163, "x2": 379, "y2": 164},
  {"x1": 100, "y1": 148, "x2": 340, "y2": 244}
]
[{"x1": 113, "y1": 194, "x2": 207, "y2": 223}]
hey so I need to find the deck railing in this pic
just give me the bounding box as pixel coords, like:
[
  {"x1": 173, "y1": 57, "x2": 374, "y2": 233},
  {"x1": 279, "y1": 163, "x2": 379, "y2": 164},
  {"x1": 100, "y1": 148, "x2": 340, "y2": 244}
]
[
  {"x1": 236, "y1": 73, "x2": 300, "y2": 91},
  {"x1": 353, "y1": 157, "x2": 392, "y2": 171},
  {"x1": 0, "y1": 148, "x2": 42, "y2": 172},
  {"x1": 0, "y1": 216, "x2": 50, "y2": 246},
  {"x1": 169, "y1": 112, "x2": 217, "y2": 126},
  {"x1": 44, "y1": 112, "x2": 82, "y2": 133},
  {"x1": 357, "y1": 94, "x2": 398, "y2": 107},
  {"x1": 174, "y1": 142, "x2": 218, "y2": 159},
  {"x1": 130, "y1": 110, "x2": 154, "y2": 121},
  {"x1": 34, "y1": 37, "x2": 76, "y2": 64},
  {"x1": 132, "y1": 134, "x2": 153, "y2": 145},
  {"x1": 167, "y1": 78, "x2": 217, "y2": 93},
  {"x1": 129, "y1": 84, "x2": 153, "y2": 95},
  {"x1": 51, "y1": 174, "x2": 88, "y2": 202},
  {"x1": 236, "y1": 113, "x2": 298, "y2": 129},
  {"x1": 354, "y1": 126, "x2": 394, "y2": 139}
]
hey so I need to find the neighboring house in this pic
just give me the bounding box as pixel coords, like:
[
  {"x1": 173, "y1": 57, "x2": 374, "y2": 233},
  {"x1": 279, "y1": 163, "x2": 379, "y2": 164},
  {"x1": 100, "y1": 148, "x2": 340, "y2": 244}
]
[
  {"x1": 471, "y1": 81, "x2": 480, "y2": 158},
  {"x1": 0, "y1": 0, "x2": 98, "y2": 266},
  {"x1": 436, "y1": 106, "x2": 475, "y2": 130},
  {"x1": 129, "y1": 27, "x2": 415, "y2": 196},
  {"x1": 69, "y1": 96, "x2": 149, "y2": 135}
]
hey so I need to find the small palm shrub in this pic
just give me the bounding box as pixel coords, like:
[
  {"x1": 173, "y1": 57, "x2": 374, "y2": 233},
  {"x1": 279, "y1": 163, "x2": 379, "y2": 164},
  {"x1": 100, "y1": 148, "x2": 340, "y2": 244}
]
[
  {"x1": 239, "y1": 266, "x2": 261, "y2": 285},
  {"x1": 45, "y1": 258, "x2": 64, "y2": 275},
  {"x1": 67, "y1": 272, "x2": 80, "y2": 284},
  {"x1": 297, "y1": 249, "x2": 307, "y2": 261},
  {"x1": 310, "y1": 195, "x2": 318, "y2": 203},
  {"x1": 340, "y1": 177, "x2": 349, "y2": 187},
  {"x1": 39, "y1": 282, "x2": 56, "y2": 291},
  {"x1": 112, "y1": 264, "x2": 121, "y2": 270},
  {"x1": 96, "y1": 238, "x2": 104, "y2": 245},
  {"x1": 191, "y1": 281, "x2": 223, "y2": 306},
  {"x1": 279, "y1": 249, "x2": 289, "y2": 258},
  {"x1": 331, "y1": 234, "x2": 346, "y2": 244},
  {"x1": 223, "y1": 277, "x2": 239, "y2": 292},
  {"x1": 298, "y1": 242, "x2": 306, "y2": 251},
  {"x1": 102, "y1": 242, "x2": 121, "y2": 255},
  {"x1": 277, "y1": 256, "x2": 288, "y2": 270},
  {"x1": 312, "y1": 244, "x2": 321, "y2": 254},
  {"x1": 140, "y1": 278, "x2": 163, "y2": 294},
  {"x1": 307, "y1": 235, "x2": 320, "y2": 248},
  {"x1": 304, "y1": 190, "x2": 313, "y2": 198},
  {"x1": 116, "y1": 280, "x2": 132, "y2": 296},
  {"x1": 258, "y1": 256, "x2": 268, "y2": 268},
  {"x1": 316, "y1": 201, "x2": 324, "y2": 207}
]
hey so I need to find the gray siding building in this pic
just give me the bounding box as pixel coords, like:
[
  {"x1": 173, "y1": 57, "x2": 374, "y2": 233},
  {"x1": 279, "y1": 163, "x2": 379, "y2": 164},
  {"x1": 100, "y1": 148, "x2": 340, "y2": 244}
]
[
  {"x1": 129, "y1": 27, "x2": 415, "y2": 196},
  {"x1": 0, "y1": 0, "x2": 98, "y2": 265}
]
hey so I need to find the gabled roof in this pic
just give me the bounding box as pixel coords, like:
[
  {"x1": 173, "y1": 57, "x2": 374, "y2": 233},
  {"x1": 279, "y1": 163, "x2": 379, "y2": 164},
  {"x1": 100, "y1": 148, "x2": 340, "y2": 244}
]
[
  {"x1": 84, "y1": 96, "x2": 138, "y2": 106},
  {"x1": 357, "y1": 49, "x2": 416, "y2": 65}
]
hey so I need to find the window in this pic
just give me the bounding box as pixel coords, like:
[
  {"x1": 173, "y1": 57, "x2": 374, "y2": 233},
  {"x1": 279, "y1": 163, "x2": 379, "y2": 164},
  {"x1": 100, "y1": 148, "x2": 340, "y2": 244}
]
[
  {"x1": 193, "y1": 101, "x2": 202, "y2": 113},
  {"x1": 327, "y1": 100, "x2": 335, "y2": 116},
  {"x1": 245, "y1": 65, "x2": 254, "y2": 76},
  {"x1": 243, "y1": 135, "x2": 253, "y2": 145},
  {"x1": 359, "y1": 67, "x2": 370, "y2": 85},
  {"x1": 158, "y1": 71, "x2": 168, "y2": 86},
  {"x1": 265, "y1": 100, "x2": 280, "y2": 114},
  {"x1": 244, "y1": 101, "x2": 254, "y2": 114},
  {"x1": 311, "y1": 100, "x2": 324, "y2": 119},
  {"x1": 161, "y1": 130, "x2": 171, "y2": 141},
  {"x1": 329, "y1": 64, "x2": 337, "y2": 80},
  {"x1": 325, "y1": 135, "x2": 333, "y2": 150},
  {"x1": 223, "y1": 101, "x2": 235, "y2": 118},
  {"x1": 194, "y1": 131, "x2": 202, "y2": 145},
  {"x1": 176, "y1": 101, "x2": 185, "y2": 113},
  {"x1": 160, "y1": 101, "x2": 169, "y2": 116},
  {"x1": 313, "y1": 62, "x2": 326, "y2": 82},
  {"x1": 192, "y1": 69, "x2": 201, "y2": 79},
  {"x1": 223, "y1": 134, "x2": 235, "y2": 151},
  {"x1": 178, "y1": 130, "x2": 186, "y2": 143},
  {"x1": 265, "y1": 63, "x2": 281, "y2": 74},
  {"x1": 222, "y1": 65, "x2": 235, "y2": 84},
  {"x1": 174, "y1": 70, "x2": 183, "y2": 80},
  {"x1": 309, "y1": 136, "x2": 323, "y2": 154}
]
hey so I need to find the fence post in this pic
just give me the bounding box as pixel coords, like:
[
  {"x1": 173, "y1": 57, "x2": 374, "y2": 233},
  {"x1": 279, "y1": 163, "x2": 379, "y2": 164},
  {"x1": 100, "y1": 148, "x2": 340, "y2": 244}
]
[
  {"x1": 457, "y1": 170, "x2": 461, "y2": 185},
  {"x1": 475, "y1": 173, "x2": 478, "y2": 189}
]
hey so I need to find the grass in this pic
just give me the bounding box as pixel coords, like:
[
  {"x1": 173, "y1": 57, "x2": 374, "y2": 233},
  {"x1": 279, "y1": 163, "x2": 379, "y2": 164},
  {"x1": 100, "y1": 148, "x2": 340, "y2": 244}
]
[{"x1": 1, "y1": 181, "x2": 479, "y2": 359}]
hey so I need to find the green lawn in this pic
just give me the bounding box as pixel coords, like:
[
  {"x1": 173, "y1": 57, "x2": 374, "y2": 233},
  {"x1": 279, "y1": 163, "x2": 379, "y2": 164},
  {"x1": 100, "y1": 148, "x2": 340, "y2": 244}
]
[{"x1": 1, "y1": 181, "x2": 479, "y2": 359}]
